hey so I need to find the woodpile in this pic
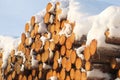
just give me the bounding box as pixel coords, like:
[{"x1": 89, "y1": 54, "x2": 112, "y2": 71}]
[{"x1": 0, "y1": 1, "x2": 120, "y2": 80}]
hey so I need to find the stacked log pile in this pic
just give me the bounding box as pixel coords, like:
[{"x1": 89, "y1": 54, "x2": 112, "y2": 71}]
[{"x1": 0, "y1": 1, "x2": 120, "y2": 80}]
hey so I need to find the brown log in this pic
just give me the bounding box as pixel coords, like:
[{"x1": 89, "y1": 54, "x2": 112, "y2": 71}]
[
  {"x1": 81, "y1": 72, "x2": 87, "y2": 80},
  {"x1": 18, "y1": 74, "x2": 23, "y2": 80},
  {"x1": 34, "y1": 40, "x2": 42, "y2": 52},
  {"x1": 44, "y1": 12, "x2": 50, "y2": 24},
  {"x1": 70, "y1": 68, "x2": 75, "y2": 80},
  {"x1": 55, "y1": 20, "x2": 60, "y2": 33},
  {"x1": 48, "y1": 24, "x2": 55, "y2": 33},
  {"x1": 85, "y1": 61, "x2": 91, "y2": 71},
  {"x1": 105, "y1": 30, "x2": 120, "y2": 45},
  {"x1": 46, "y1": 2, "x2": 54, "y2": 12},
  {"x1": 35, "y1": 34, "x2": 41, "y2": 41},
  {"x1": 25, "y1": 23, "x2": 30, "y2": 32},
  {"x1": 75, "y1": 70, "x2": 81, "y2": 80},
  {"x1": 22, "y1": 75, "x2": 27, "y2": 80},
  {"x1": 57, "y1": 72, "x2": 60, "y2": 79},
  {"x1": 70, "y1": 50, "x2": 76, "y2": 64},
  {"x1": 84, "y1": 46, "x2": 91, "y2": 61},
  {"x1": 7, "y1": 74, "x2": 12, "y2": 80},
  {"x1": 69, "y1": 33, "x2": 75, "y2": 43},
  {"x1": 44, "y1": 50, "x2": 49, "y2": 62},
  {"x1": 60, "y1": 68, "x2": 66, "y2": 80},
  {"x1": 54, "y1": 50, "x2": 60, "y2": 61},
  {"x1": 28, "y1": 74, "x2": 32, "y2": 80},
  {"x1": 36, "y1": 54, "x2": 41, "y2": 61},
  {"x1": 65, "y1": 59, "x2": 71, "y2": 72},
  {"x1": 46, "y1": 70, "x2": 53, "y2": 80},
  {"x1": 38, "y1": 71, "x2": 42, "y2": 79},
  {"x1": 59, "y1": 34, "x2": 66, "y2": 45},
  {"x1": 62, "y1": 57, "x2": 67, "y2": 68},
  {"x1": 60, "y1": 45, "x2": 66, "y2": 56},
  {"x1": 44, "y1": 40, "x2": 50, "y2": 51},
  {"x1": 89, "y1": 39, "x2": 97, "y2": 56},
  {"x1": 97, "y1": 47, "x2": 120, "y2": 58},
  {"x1": 53, "y1": 60, "x2": 58, "y2": 70},
  {"x1": 30, "y1": 29, "x2": 35, "y2": 38},
  {"x1": 53, "y1": 70, "x2": 57, "y2": 77},
  {"x1": 34, "y1": 24, "x2": 39, "y2": 35},
  {"x1": 21, "y1": 33, "x2": 26, "y2": 44},
  {"x1": 66, "y1": 49, "x2": 72, "y2": 58},
  {"x1": 49, "y1": 41, "x2": 55, "y2": 51},
  {"x1": 66, "y1": 75, "x2": 71, "y2": 80},
  {"x1": 53, "y1": 34, "x2": 60, "y2": 44},
  {"x1": 75, "y1": 58, "x2": 82, "y2": 70},
  {"x1": 31, "y1": 16, "x2": 35, "y2": 27},
  {"x1": 66, "y1": 37, "x2": 72, "y2": 50}
]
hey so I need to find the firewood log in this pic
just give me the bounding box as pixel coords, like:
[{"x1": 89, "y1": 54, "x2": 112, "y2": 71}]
[
  {"x1": 70, "y1": 50, "x2": 76, "y2": 64},
  {"x1": 18, "y1": 74, "x2": 23, "y2": 80},
  {"x1": 118, "y1": 69, "x2": 120, "y2": 78},
  {"x1": 49, "y1": 41, "x2": 55, "y2": 51},
  {"x1": 36, "y1": 54, "x2": 41, "y2": 61},
  {"x1": 44, "y1": 12, "x2": 50, "y2": 24},
  {"x1": 55, "y1": 20, "x2": 60, "y2": 33},
  {"x1": 30, "y1": 29, "x2": 35, "y2": 38},
  {"x1": 75, "y1": 58, "x2": 82, "y2": 70},
  {"x1": 89, "y1": 39, "x2": 97, "y2": 56},
  {"x1": 25, "y1": 23, "x2": 32, "y2": 32},
  {"x1": 11, "y1": 71, "x2": 16, "y2": 79},
  {"x1": 60, "y1": 45, "x2": 66, "y2": 56},
  {"x1": 60, "y1": 68, "x2": 66, "y2": 80},
  {"x1": 34, "y1": 40, "x2": 42, "y2": 52},
  {"x1": 7, "y1": 74, "x2": 12, "y2": 80},
  {"x1": 34, "y1": 24, "x2": 39, "y2": 35},
  {"x1": 46, "y1": 70, "x2": 53, "y2": 80},
  {"x1": 66, "y1": 37, "x2": 72, "y2": 50},
  {"x1": 35, "y1": 34, "x2": 41, "y2": 42},
  {"x1": 21, "y1": 33, "x2": 26, "y2": 44},
  {"x1": 59, "y1": 34, "x2": 66, "y2": 45},
  {"x1": 31, "y1": 16, "x2": 35, "y2": 27},
  {"x1": 81, "y1": 72, "x2": 87, "y2": 80},
  {"x1": 22, "y1": 75, "x2": 27, "y2": 80},
  {"x1": 44, "y1": 40, "x2": 50, "y2": 51},
  {"x1": 65, "y1": 59, "x2": 71, "y2": 72},
  {"x1": 66, "y1": 75, "x2": 71, "y2": 80},
  {"x1": 84, "y1": 46, "x2": 91, "y2": 61},
  {"x1": 70, "y1": 68, "x2": 75, "y2": 80},
  {"x1": 28, "y1": 74, "x2": 32, "y2": 80},
  {"x1": 66, "y1": 49, "x2": 72, "y2": 58},
  {"x1": 54, "y1": 50, "x2": 60, "y2": 61},
  {"x1": 38, "y1": 71, "x2": 42, "y2": 79},
  {"x1": 105, "y1": 30, "x2": 120, "y2": 45},
  {"x1": 46, "y1": 2, "x2": 54, "y2": 12},
  {"x1": 62, "y1": 57, "x2": 67, "y2": 68},
  {"x1": 75, "y1": 70, "x2": 81, "y2": 80},
  {"x1": 85, "y1": 61, "x2": 91, "y2": 71},
  {"x1": 53, "y1": 60, "x2": 58, "y2": 70},
  {"x1": 111, "y1": 58, "x2": 117, "y2": 69},
  {"x1": 53, "y1": 34, "x2": 60, "y2": 44},
  {"x1": 39, "y1": 64, "x2": 43, "y2": 71}
]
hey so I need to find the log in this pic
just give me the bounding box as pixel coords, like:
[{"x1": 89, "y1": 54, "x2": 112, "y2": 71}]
[
  {"x1": 21, "y1": 33, "x2": 26, "y2": 44},
  {"x1": 34, "y1": 40, "x2": 42, "y2": 52},
  {"x1": 22, "y1": 75, "x2": 27, "y2": 80},
  {"x1": 53, "y1": 34, "x2": 60, "y2": 44},
  {"x1": 28, "y1": 74, "x2": 32, "y2": 80},
  {"x1": 44, "y1": 12, "x2": 50, "y2": 24},
  {"x1": 85, "y1": 61, "x2": 91, "y2": 71},
  {"x1": 62, "y1": 57, "x2": 67, "y2": 68},
  {"x1": 30, "y1": 29, "x2": 35, "y2": 38},
  {"x1": 55, "y1": 20, "x2": 60, "y2": 33},
  {"x1": 46, "y1": 70, "x2": 53, "y2": 80},
  {"x1": 46, "y1": 2, "x2": 54, "y2": 12},
  {"x1": 31, "y1": 16, "x2": 35, "y2": 27},
  {"x1": 66, "y1": 37, "x2": 72, "y2": 50},
  {"x1": 48, "y1": 24, "x2": 55, "y2": 33},
  {"x1": 66, "y1": 49, "x2": 72, "y2": 58},
  {"x1": 66, "y1": 75, "x2": 70, "y2": 80},
  {"x1": 84, "y1": 46, "x2": 91, "y2": 61},
  {"x1": 18, "y1": 74, "x2": 23, "y2": 80},
  {"x1": 70, "y1": 68, "x2": 75, "y2": 80},
  {"x1": 34, "y1": 24, "x2": 39, "y2": 35},
  {"x1": 38, "y1": 71, "x2": 42, "y2": 79},
  {"x1": 118, "y1": 69, "x2": 120, "y2": 78},
  {"x1": 89, "y1": 39, "x2": 97, "y2": 56},
  {"x1": 70, "y1": 50, "x2": 76, "y2": 64},
  {"x1": 36, "y1": 54, "x2": 41, "y2": 61},
  {"x1": 44, "y1": 50, "x2": 49, "y2": 62},
  {"x1": 75, "y1": 58, "x2": 82, "y2": 70},
  {"x1": 75, "y1": 70, "x2": 81, "y2": 80},
  {"x1": 49, "y1": 41, "x2": 55, "y2": 51},
  {"x1": 97, "y1": 47, "x2": 120, "y2": 58},
  {"x1": 59, "y1": 34, "x2": 66, "y2": 45},
  {"x1": 81, "y1": 72, "x2": 87, "y2": 80},
  {"x1": 44, "y1": 40, "x2": 50, "y2": 51},
  {"x1": 65, "y1": 59, "x2": 71, "y2": 72},
  {"x1": 105, "y1": 30, "x2": 120, "y2": 45},
  {"x1": 7, "y1": 74, "x2": 12, "y2": 80},
  {"x1": 53, "y1": 70, "x2": 57, "y2": 77},
  {"x1": 35, "y1": 34, "x2": 41, "y2": 42},
  {"x1": 53, "y1": 60, "x2": 58, "y2": 70},
  {"x1": 60, "y1": 68, "x2": 66, "y2": 80},
  {"x1": 54, "y1": 50, "x2": 60, "y2": 61},
  {"x1": 60, "y1": 45, "x2": 66, "y2": 56}
]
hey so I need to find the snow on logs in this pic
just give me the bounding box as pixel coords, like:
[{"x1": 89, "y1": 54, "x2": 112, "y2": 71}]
[{"x1": 0, "y1": 1, "x2": 120, "y2": 80}]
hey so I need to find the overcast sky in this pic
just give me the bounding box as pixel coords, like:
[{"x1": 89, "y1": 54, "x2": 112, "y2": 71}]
[{"x1": 0, "y1": 0, "x2": 120, "y2": 37}]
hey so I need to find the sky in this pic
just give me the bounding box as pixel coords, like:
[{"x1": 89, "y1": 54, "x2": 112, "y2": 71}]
[{"x1": 0, "y1": 0, "x2": 120, "y2": 37}]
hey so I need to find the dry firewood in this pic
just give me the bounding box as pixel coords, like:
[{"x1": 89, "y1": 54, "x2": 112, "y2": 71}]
[
  {"x1": 22, "y1": 75, "x2": 27, "y2": 80},
  {"x1": 59, "y1": 34, "x2": 66, "y2": 45},
  {"x1": 11, "y1": 71, "x2": 16, "y2": 79},
  {"x1": 30, "y1": 16, "x2": 36, "y2": 27},
  {"x1": 70, "y1": 50, "x2": 76, "y2": 64},
  {"x1": 84, "y1": 46, "x2": 91, "y2": 61},
  {"x1": 66, "y1": 75, "x2": 71, "y2": 80},
  {"x1": 66, "y1": 49, "x2": 72, "y2": 58},
  {"x1": 65, "y1": 59, "x2": 71, "y2": 72},
  {"x1": 38, "y1": 71, "x2": 42, "y2": 79},
  {"x1": 75, "y1": 70, "x2": 81, "y2": 80},
  {"x1": 75, "y1": 58, "x2": 82, "y2": 70},
  {"x1": 53, "y1": 70, "x2": 57, "y2": 77},
  {"x1": 89, "y1": 39, "x2": 97, "y2": 56},
  {"x1": 54, "y1": 50, "x2": 60, "y2": 61},
  {"x1": 34, "y1": 24, "x2": 39, "y2": 35},
  {"x1": 57, "y1": 72, "x2": 60, "y2": 79},
  {"x1": 7, "y1": 74, "x2": 12, "y2": 80},
  {"x1": 25, "y1": 23, "x2": 32, "y2": 32},
  {"x1": 34, "y1": 40, "x2": 42, "y2": 52},
  {"x1": 81, "y1": 72, "x2": 87, "y2": 80},
  {"x1": 30, "y1": 29, "x2": 35, "y2": 38},
  {"x1": 60, "y1": 45, "x2": 66, "y2": 56},
  {"x1": 48, "y1": 24, "x2": 55, "y2": 33},
  {"x1": 28, "y1": 74, "x2": 32, "y2": 80},
  {"x1": 60, "y1": 68, "x2": 66, "y2": 80},
  {"x1": 53, "y1": 34, "x2": 60, "y2": 44},
  {"x1": 55, "y1": 20, "x2": 60, "y2": 33},
  {"x1": 66, "y1": 37, "x2": 72, "y2": 50},
  {"x1": 85, "y1": 61, "x2": 91, "y2": 71},
  {"x1": 53, "y1": 60, "x2": 58, "y2": 70},
  {"x1": 69, "y1": 33, "x2": 75, "y2": 43},
  {"x1": 62, "y1": 57, "x2": 67, "y2": 68},
  {"x1": 46, "y1": 70, "x2": 53, "y2": 80},
  {"x1": 36, "y1": 54, "x2": 41, "y2": 61},
  {"x1": 70, "y1": 68, "x2": 75, "y2": 80},
  {"x1": 46, "y1": 2, "x2": 54, "y2": 12},
  {"x1": 31, "y1": 42, "x2": 35, "y2": 50},
  {"x1": 44, "y1": 40, "x2": 50, "y2": 51},
  {"x1": 21, "y1": 33, "x2": 26, "y2": 44},
  {"x1": 44, "y1": 12, "x2": 50, "y2": 24},
  {"x1": 18, "y1": 74, "x2": 23, "y2": 80},
  {"x1": 105, "y1": 29, "x2": 120, "y2": 45},
  {"x1": 49, "y1": 41, "x2": 55, "y2": 51}
]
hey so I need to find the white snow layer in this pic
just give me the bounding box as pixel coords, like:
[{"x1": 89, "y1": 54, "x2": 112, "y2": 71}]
[{"x1": 0, "y1": 36, "x2": 20, "y2": 68}]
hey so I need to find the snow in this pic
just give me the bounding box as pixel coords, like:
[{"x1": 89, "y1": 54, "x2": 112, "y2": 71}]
[
  {"x1": 0, "y1": 35, "x2": 20, "y2": 68},
  {"x1": 87, "y1": 69, "x2": 111, "y2": 80},
  {"x1": 86, "y1": 6, "x2": 120, "y2": 48},
  {"x1": 115, "y1": 78, "x2": 120, "y2": 80},
  {"x1": 38, "y1": 21, "x2": 47, "y2": 33}
]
